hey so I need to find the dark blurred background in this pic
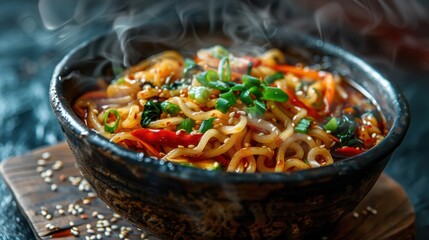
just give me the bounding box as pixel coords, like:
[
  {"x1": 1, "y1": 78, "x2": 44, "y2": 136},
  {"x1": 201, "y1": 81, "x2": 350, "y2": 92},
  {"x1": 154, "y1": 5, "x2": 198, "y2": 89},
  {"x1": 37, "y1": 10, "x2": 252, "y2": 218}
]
[{"x1": 0, "y1": 0, "x2": 428, "y2": 239}]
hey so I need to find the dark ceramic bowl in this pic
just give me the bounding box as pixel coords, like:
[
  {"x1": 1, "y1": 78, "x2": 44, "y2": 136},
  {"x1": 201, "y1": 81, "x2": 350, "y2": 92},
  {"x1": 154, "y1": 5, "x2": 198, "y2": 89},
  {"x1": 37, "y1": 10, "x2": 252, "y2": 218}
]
[{"x1": 50, "y1": 24, "x2": 409, "y2": 239}]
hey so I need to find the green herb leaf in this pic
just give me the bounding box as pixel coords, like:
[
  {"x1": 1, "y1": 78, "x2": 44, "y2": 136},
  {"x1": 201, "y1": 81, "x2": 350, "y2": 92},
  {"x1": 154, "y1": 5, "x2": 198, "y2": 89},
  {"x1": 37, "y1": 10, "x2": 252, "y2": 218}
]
[{"x1": 141, "y1": 100, "x2": 162, "y2": 127}]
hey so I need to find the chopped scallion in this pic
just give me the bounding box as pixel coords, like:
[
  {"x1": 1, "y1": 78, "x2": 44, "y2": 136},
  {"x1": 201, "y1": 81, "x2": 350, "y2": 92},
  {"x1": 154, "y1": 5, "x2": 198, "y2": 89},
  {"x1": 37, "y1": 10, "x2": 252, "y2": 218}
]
[
  {"x1": 218, "y1": 57, "x2": 231, "y2": 82},
  {"x1": 219, "y1": 90, "x2": 237, "y2": 105},
  {"x1": 242, "y1": 74, "x2": 261, "y2": 89},
  {"x1": 103, "y1": 109, "x2": 120, "y2": 133},
  {"x1": 189, "y1": 86, "x2": 210, "y2": 104},
  {"x1": 160, "y1": 101, "x2": 181, "y2": 116},
  {"x1": 177, "y1": 118, "x2": 195, "y2": 134},
  {"x1": 207, "y1": 80, "x2": 229, "y2": 92},
  {"x1": 240, "y1": 89, "x2": 254, "y2": 105},
  {"x1": 196, "y1": 70, "x2": 218, "y2": 86},
  {"x1": 211, "y1": 45, "x2": 229, "y2": 59},
  {"x1": 215, "y1": 98, "x2": 231, "y2": 113},
  {"x1": 261, "y1": 86, "x2": 289, "y2": 102},
  {"x1": 246, "y1": 100, "x2": 266, "y2": 117},
  {"x1": 324, "y1": 117, "x2": 338, "y2": 132},
  {"x1": 265, "y1": 72, "x2": 284, "y2": 84},
  {"x1": 199, "y1": 117, "x2": 216, "y2": 133},
  {"x1": 295, "y1": 118, "x2": 311, "y2": 133},
  {"x1": 247, "y1": 61, "x2": 253, "y2": 75}
]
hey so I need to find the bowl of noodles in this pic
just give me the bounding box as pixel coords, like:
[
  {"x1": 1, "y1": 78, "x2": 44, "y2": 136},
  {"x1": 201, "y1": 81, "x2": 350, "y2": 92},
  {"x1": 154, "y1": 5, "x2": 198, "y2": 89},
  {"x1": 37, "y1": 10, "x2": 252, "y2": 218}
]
[{"x1": 50, "y1": 25, "x2": 409, "y2": 239}]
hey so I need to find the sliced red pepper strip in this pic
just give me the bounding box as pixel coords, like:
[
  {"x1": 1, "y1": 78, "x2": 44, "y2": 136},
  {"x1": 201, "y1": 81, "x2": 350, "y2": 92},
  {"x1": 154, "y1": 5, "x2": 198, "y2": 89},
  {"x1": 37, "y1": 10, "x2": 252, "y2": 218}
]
[
  {"x1": 332, "y1": 147, "x2": 364, "y2": 158},
  {"x1": 133, "y1": 138, "x2": 162, "y2": 159},
  {"x1": 215, "y1": 155, "x2": 230, "y2": 169},
  {"x1": 284, "y1": 89, "x2": 323, "y2": 120},
  {"x1": 131, "y1": 128, "x2": 203, "y2": 148},
  {"x1": 242, "y1": 56, "x2": 261, "y2": 67},
  {"x1": 273, "y1": 64, "x2": 326, "y2": 80}
]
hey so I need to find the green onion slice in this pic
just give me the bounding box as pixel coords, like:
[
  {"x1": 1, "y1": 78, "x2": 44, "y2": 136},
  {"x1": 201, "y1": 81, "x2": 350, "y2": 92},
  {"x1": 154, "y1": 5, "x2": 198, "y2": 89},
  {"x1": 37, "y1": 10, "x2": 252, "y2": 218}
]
[
  {"x1": 177, "y1": 118, "x2": 195, "y2": 133},
  {"x1": 103, "y1": 109, "x2": 120, "y2": 133},
  {"x1": 242, "y1": 74, "x2": 261, "y2": 89},
  {"x1": 219, "y1": 90, "x2": 237, "y2": 105},
  {"x1": 295, "y1": 118, "x2": 311, "y2": 133},
  {"x1": 196, "y1": 70, "x2": 218, "y2": 86},
  {"x1": 218, "y1": 57, "x2": 231, "y2": 82},
  {"x1": 265, "y1": 72, "x2": 284, "y2": 84},
  {"x1": 247, "y1": 61, "x2": 253, "y2": 75},
  {"x1": 207, "y1": 80, "x2": 229, "y2": 92},
  {"x1": 199, "y1": 117, "x2": 216, "y2": 133},
  {"x1": 160, "y1": 101, "x2": 181, "y2": 116},
  {"x1": 240, "y1": 89, "x2": 254, "y2": 105},
  {"x1": 211, "y1": 45, "x2": 229, "y2": 59},
  {"x1": 249, "y1": 86, "x2": 263, "y2": 99},
  {"x1": 231, "y1": 84, "x2": 246, "y2": 91},
  {"x1": 261, "y1": 86, "x2": 289, "y2": 102},
  {"x1": 247, "y1": 100, "x2": 266, "y2": 117},
  {"x1": 215, "y1": 98, "x2": 231, "y2": 113}
]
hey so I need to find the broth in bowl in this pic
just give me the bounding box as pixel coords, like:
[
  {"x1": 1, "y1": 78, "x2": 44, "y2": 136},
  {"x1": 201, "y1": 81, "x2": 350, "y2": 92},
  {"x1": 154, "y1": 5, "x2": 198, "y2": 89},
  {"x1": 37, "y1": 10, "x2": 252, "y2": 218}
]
[{"x1": 73, "y1": 46, "x2": 385, "y2": 173}]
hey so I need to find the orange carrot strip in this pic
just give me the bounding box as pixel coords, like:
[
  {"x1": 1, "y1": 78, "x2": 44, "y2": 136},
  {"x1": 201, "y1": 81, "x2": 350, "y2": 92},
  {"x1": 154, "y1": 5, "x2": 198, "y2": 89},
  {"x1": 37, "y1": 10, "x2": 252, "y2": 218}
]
[
  {"x1": 273, "y1": 64, "x2": 326, "y2": 80},
  {"x1": 323, "y1": 74, "x2": 335, "y2": 114}
]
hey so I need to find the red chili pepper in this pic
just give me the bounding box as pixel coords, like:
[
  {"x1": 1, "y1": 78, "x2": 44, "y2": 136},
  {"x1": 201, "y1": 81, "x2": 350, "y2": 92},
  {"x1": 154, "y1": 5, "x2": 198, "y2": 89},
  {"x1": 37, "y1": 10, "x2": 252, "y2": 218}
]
[
  {"x1": 215, "y1": 155, "x2": 230, "y2": 168},
  {"x1": 333, "y1": 147, "x2": 364, "y2": 158},
  {"x1": 284, "y1": 89, "x2": 323, "y2": 120},
  {"x1": 243, "y1": 56, "x2": 261, "y2": 67},
  {"x1": 131, "y1": 128, "x2": 203, "y2": 148}
]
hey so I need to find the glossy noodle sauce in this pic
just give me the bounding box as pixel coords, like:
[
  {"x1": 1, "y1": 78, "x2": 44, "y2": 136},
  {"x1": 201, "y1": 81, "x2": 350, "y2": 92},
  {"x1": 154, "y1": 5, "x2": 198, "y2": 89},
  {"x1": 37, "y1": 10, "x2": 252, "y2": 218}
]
[{"x1": 74, "y1": 46, "x2": 386, "y2": 173}]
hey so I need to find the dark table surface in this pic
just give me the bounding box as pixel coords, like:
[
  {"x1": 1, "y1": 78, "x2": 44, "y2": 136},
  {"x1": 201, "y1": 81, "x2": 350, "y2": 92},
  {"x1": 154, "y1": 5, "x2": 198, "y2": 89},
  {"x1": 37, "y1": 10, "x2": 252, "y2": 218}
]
[{"x1": 1, "y1": 1, "x2": 428, "y2": 239}]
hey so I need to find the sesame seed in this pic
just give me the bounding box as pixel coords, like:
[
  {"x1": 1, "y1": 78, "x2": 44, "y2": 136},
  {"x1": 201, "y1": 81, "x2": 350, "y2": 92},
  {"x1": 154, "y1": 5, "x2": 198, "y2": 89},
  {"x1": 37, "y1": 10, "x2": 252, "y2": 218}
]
[
  {"x1": 83, "y1": 198, "x2": 91, "y2": 205},
  {"x1": 52, "y1": 160, "x2": 64, "y2": 170},
  {"x1": 69, "y1": 221, "x2": 74, "y2": 226},
  {"x1": 307, "y1": 136, "x2": 312, "y2": 141},
  {"x1": 110, "y1": 217, "x2": 117, "y2": 223},
  {"x1": 50, "y1": 184, "x2": 58, "y2": 192},
  {"x1": 97, "y1": 227, "x2": 105, "y2": 232},
  {"x1": 111, "y1": 225, "x2": 119, "y2": 230},
  {"x1": 86, "y1": 224, "x2": 92, "y2": 229},
  {"x1": 178, "y1": 145, "x2": 184, "y2": 149},
  {"x1": 113, "y1": 213, "x2": 121, "y2": 218},
  {"x1": 45, "y1": 214, "x2": 52, "y2": 220},
  {"x1": 40, "y1": 210, "x2": 47, "y2": 216},
  {"x1": 224, "y1": 138, "x2": 230, "y2": 144},
  {"x1": 44, "y1": 177, "x2": 52, "y2": 183},
  {"x1": 326, "y1": 130, "x2": 331, "y2": 134},
  {"x1": 244, "y1": 143, "x2": 251, "y2": 147},
  {"x1": 37, "y1": 159, "x2": 47, "y2": 166},
  {"x1": 87, "y1": 229, "x2": 95, "y2": 234},
  {"x1": 36, "y1": 166, "x2": 44, "y2": 173},
  {"x1": 58, "y1": 209, "x2": 65, "y2": 215},
  {"x1": 371, "y1": 209, "x2": 378, "y2": 215},
  {"x1": 97, "y1": 214, "x2": 105, "y2": 220},
  {"x1": 248, "y1": 114, "x2": 253, "y2": 119},
  {"x1": 92, "y1": 211, "x2": 99, "y2": 217},
  {"x1": 353, "y1": 212, "x2": 359, "y2": 218},
  {"x1": 90, "y1": 235, "x2": 96, "y2": 240},
  {"x1": 229, "y1": 112, "x2": 235, "y2": 118},
  {"x1": 228, "y1": 118, "x2": 234, "y2": 124},
  {"x1": 258, "y1": 132, "x2": 264, "y2": 137},
  {"x1": 105, "y1": 231, "x2": 111, "y2": 237},
  {"x1": 71, "y1": 228, "x2": 79, "y2": 237},
  {"x1": 141, "y1": 233, "x2": 146, "y2": 239},
  {"x1": 257, "y1": 119, "x2": 262, "y2": 123},
  {"x1": 41, "y1": 152, "x2": 51, "y2": 160}
]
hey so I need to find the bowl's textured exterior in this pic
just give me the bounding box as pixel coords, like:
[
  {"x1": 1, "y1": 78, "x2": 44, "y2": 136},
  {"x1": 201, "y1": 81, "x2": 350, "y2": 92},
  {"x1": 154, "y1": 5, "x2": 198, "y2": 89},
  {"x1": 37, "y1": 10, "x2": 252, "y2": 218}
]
[{"x1": 50, "y1": 26, "x2": 409, "y2": 239}]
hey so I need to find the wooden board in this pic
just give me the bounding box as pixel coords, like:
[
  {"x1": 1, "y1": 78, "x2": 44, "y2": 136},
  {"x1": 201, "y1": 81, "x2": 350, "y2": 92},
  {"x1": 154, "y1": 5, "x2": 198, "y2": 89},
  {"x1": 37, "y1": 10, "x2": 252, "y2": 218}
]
[{"x1": 0, "y1": 142, "x2": 415, "y2": 240}]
